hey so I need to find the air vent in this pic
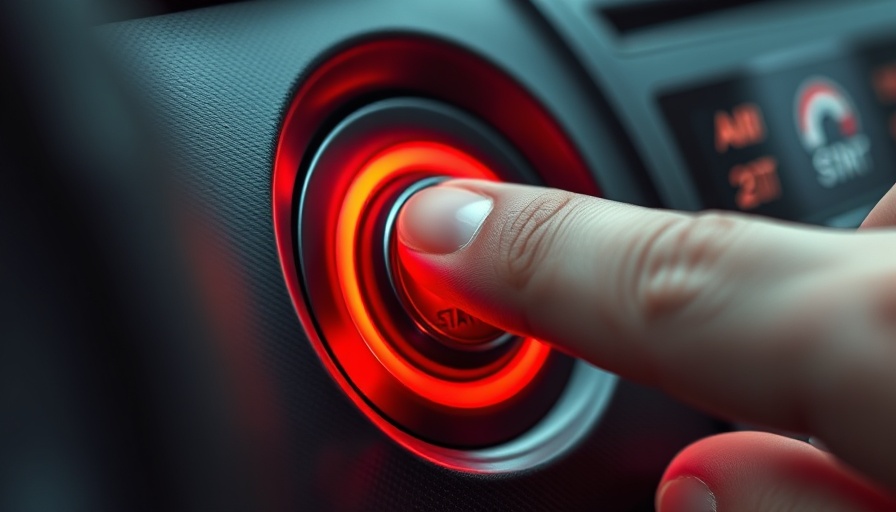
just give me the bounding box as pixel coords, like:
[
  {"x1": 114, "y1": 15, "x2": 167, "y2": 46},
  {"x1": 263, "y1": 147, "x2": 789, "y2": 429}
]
[{"x1": 599, "y1": 0, "x2": 825, "y2": 35}]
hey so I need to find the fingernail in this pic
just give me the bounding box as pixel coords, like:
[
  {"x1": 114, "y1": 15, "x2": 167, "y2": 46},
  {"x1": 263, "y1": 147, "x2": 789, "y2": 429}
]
[
  {"x1": 657, "y1": 477, "x2": 717, "y2": 512},
  {"x1": 397, "y1": 186, "x2": 492, "y2": 254}
]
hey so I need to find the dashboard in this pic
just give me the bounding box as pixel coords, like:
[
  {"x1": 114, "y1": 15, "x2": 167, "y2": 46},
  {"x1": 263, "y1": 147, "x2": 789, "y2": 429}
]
[{"x1": 3, "y1": 0, "x2": 896, "y2": 510}]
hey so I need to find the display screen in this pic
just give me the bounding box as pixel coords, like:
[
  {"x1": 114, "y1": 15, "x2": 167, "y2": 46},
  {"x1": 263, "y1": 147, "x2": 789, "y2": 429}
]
[{"x1": 660, "y1": 41, "x2": 896, "y2": 224}]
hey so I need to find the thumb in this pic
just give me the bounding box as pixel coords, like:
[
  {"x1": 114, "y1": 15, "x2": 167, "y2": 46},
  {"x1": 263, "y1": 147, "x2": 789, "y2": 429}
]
[{"x1": 657, "y1": 432, "x2": 896, "y2": 512}]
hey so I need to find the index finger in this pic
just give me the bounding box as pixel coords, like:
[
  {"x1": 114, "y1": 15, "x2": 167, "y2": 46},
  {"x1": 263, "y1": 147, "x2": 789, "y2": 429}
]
[{"x1": 396, "y1": 180, "x2": 896, "y2": 492}]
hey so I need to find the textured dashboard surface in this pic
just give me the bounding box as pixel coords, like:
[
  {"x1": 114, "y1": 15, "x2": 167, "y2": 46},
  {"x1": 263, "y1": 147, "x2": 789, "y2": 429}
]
[{"x1": 98, "y1": 1, "x2": 718, "y2": 509}]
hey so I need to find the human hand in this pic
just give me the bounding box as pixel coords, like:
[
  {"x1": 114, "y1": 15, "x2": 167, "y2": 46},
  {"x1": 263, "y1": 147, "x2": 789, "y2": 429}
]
[{"x1": 396, "y1": 180, "x2": 896, "y2": 512}]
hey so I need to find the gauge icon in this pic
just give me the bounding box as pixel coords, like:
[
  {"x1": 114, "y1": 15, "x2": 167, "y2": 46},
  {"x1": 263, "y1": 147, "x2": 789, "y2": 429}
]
[{"x1": 794, "y1": 76, "x2": 872, "y2": 188}]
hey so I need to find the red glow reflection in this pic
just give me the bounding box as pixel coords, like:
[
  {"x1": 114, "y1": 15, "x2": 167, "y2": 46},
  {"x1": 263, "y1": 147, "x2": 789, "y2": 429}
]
[{"x1": 336, "y1": 142, "x2": 549, "y2": 409}]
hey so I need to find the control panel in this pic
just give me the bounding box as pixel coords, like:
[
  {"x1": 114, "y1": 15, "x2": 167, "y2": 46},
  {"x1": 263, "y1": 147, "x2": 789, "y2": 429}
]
[{"x1": 661, "y1": 40, "x2": 896, "y2": 224}]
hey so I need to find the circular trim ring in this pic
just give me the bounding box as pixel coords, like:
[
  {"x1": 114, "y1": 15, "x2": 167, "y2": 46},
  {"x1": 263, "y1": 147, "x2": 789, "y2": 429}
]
[
  {"x1": 273, "y1": 36, "x2": 616, "y2": 471},
  {"x1": 298, "y1": 98, "x2": 571, "y2": 447}
]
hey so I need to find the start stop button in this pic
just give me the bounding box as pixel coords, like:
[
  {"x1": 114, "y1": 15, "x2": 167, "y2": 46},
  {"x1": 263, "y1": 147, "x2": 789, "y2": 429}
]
[
  {"x1": 394, "y1": 264, "x2": 506, "y2": 347},
  {"x1": 389, "y1": 180, "x2": 507, "y2": 350}
]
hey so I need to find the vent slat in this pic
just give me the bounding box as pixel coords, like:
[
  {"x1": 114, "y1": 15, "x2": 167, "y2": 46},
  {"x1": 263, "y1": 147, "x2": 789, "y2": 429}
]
[{"x1": 600, "y1": 0, "x2": 818, "y2": 35}]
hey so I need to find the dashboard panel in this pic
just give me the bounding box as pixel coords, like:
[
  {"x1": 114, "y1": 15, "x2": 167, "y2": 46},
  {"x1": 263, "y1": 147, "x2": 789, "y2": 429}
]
[
  {"x1": 98, "y1": 0, "x2": 896, "y2": 509},
  {"x1": 6, "y1": 0, "x2": 895, "y2": 510}
]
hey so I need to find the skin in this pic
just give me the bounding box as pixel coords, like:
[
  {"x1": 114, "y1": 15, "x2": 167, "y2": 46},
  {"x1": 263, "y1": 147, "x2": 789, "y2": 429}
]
[{"x1": 396, "y1": 179, "x2": 896, "y2": 512}]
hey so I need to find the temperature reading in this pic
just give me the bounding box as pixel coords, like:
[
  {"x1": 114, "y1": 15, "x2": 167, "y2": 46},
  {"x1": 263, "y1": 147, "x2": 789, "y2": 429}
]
[{"x1": 729, "y1": 156, "x2": 781, "y2": 210}]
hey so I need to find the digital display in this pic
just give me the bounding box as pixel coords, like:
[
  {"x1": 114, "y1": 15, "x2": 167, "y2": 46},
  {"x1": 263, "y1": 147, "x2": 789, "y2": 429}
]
[{"x1": 660, "y1": 41, "x2": 896, "y2": 224}]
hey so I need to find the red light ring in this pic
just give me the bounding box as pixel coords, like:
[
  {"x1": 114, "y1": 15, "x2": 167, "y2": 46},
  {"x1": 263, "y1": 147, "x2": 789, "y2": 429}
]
[
  {"x1": 336, "y1": 141, "x2": 550, "y2": 409},
  {"x1": 273, "y1": 37, "x2": 599, "y2": 453}
]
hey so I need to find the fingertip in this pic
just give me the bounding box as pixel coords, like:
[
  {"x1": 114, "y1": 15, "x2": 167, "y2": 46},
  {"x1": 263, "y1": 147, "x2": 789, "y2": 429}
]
[
  {"x1": 656, "y1": 476, "x2": 717, "y2": 512},
  {"x1": 658, "y1": 432, "x2": 896, "y2": 512},
  {"x1": 396, "y1": 184, "x2": 493, "y2": 255}
]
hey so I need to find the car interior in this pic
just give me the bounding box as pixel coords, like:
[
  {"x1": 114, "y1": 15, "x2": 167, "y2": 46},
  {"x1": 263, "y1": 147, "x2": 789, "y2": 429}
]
[{"x1": 2, "y1": 0, "x2": 895, "y2": 510}]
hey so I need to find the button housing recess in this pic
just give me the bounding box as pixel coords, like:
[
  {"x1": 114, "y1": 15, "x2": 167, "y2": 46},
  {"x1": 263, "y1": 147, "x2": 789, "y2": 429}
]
[
  {"x1": 274, "y1": 38, "x2": 616, "y2": 473},
  {"x1": 297, "y1": 98, "x2": 569, "y2": 448}
]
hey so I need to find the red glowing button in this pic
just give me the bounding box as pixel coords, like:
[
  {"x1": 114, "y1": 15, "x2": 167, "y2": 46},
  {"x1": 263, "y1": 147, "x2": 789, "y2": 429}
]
[
  {"x1": 334, "y1": 141, "x2": 550, "y2": 409},
  {"x1": 393, "y1": 245, "x2": 505, "y2": 349}
]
